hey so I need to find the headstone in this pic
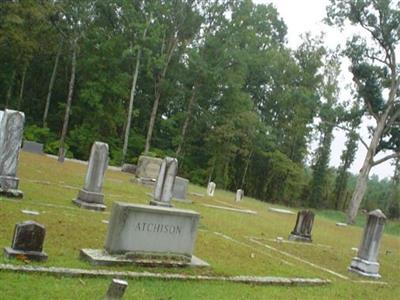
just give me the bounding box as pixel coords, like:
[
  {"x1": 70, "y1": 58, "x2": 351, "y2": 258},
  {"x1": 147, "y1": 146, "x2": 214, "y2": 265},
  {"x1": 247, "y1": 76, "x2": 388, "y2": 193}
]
[
  {"x1": 0, "y1": 110, "x2": 3, "y2": 122},
  {"x1": 235, "y1": 189, "x2": 244, "y2": 202},
  {"x1": 80, "y1": 202, "x2": 208, "y2": 267},
  {"x1": 105, "y1": 279, "x2": 128, "y2": 300},
  {"x1": 0, "y1": 109, "x2": 25, "y2": 198},
  {"x1": 150, "y1": 157, "x2": 178, "y2": 207},
  {"x1": 121, "y1": 163, "x2": 136, "y2": 174},
  {"x1": 348, "y1": 209, "x2": 386, "y2": 279},
  {"x1": 22, "y1": 141, "x2": 44, "y2": 155},
  {"x1": 288, "y1": 210, "x2": 314, "y2": 242},
  {"x1": 135, "y1": 156, "x2": 162, "y2": 180},
  {"x1": 207, "y1": 182, "x2": 216, "y2": 197},
  {"x1": 73, "y1": 142, "x2": 109, "y2": 211},
  {"x1": 172, "y1": 176, "x2": 189, "y2": 202},
  {"x1": 4, "y1": 221, "x2": 48, "y2": 261}
]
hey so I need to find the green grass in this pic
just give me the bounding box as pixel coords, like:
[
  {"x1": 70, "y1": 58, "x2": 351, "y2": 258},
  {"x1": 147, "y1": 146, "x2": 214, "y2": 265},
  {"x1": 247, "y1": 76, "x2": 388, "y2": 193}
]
[{"x1": 0, "y1": 152, "x2": 399, "y2": 299}]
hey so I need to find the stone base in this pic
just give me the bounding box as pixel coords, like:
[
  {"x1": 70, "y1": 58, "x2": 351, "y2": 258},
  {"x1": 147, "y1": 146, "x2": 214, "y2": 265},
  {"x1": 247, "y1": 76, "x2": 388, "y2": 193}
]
[
  {"x1": 80, "y1": 249, "x2": 209, "y2": 268},
  {"x1": 0, "y1": 175, "x2": 20, "y2": 190},
  {"x1": 149, "y1": 199, "x2": 173, "y2": 208},
  {"x1": 348, "y1": 256, "x2": 381, "y2": 279},
  {"x1": 72, "y1": 199, "x2": 106, "y2": 211},
  {"x1": 288, "y1": 233, "x2": 312, "y2": 243},
  {"x1": 172, "y1": 198, "x2": 193, "y2": 204},
  {"x1": 77, "y1": 189, "x2": 104, "y2": 204},
  {"x1": 0, "y1": 188, "x2": 23, "y2": 199},
  {"x1": 4, "y1": 247, "x2": 48, "y2": 262}
]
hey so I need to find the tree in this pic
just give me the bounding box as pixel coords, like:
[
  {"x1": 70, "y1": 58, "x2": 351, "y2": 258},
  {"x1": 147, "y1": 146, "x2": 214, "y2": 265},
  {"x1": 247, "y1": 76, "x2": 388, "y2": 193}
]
[{"x1": 327, "y1": 0, "x2": 400, "y2": 223}]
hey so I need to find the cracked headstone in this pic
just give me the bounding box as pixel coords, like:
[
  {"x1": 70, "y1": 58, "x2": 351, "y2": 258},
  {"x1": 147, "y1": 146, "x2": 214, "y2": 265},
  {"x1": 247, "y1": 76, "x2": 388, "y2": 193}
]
[
  {"x1": 288, "y1": 210, "x2": 314, "y2": 242},
  {"x1": 0, "y1": 109, "x2": 25, "y2": 198},
  {"x1": 348, "y1": 209, "x2": 386, "y2": 279},
  {"x1": 4, "y1": 221, "x2": 48, "y2": 261},
  {"x1": 73, "y1": 142, "x2": 109, "y2": 211},
  {"x1": 150, "y1": 157, "x2": 178, "y2": 207},
  {"x1": 105, "y1": 279, "x2": 128, "y2": 300},
  {"x1": 207, "y1": 182, "x2": 216, "y2": 197}
]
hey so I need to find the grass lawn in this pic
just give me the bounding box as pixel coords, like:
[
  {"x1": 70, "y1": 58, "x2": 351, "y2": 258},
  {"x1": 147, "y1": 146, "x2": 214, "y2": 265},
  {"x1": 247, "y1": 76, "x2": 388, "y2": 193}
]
[{"x1": 0, "y1": 152, "x2": 399, "y2": 299}]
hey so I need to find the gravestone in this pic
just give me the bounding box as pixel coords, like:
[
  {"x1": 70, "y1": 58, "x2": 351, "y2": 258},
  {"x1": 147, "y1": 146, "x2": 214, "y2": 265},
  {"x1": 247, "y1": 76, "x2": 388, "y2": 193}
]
[
  {"x1": 121, "y1": 163, "x2": 136, "y2": 174},
  {"x1": 150, "y1": 157, "x2": 178, "y2": 207},
  {"x1": 172, "y1": 176, "x2": 190, "y2": 203},
  {"x1": 0, "y1": 109, "x2": 25, "y2": 198},
  {"x1": 4, "y1": 221, "x2": 48, "y2": 261},
  {"x1": 0, "y1": 110, "x2": 3, "y2": 122},
  {"x1": 235, "y1": 189, "x2": 244, "y2": 202},
  {"x1": 288, "y1": 210, "x2": 314, "y2": 242},
  {"x1": 80, "y1": 202, "x2": 208, "y2": 267},
  {"x1": 135, "y1": 156, "x2": 162, "y2": 181},
  {"x1": 73, "y1": 142, "x2": 109, "y2": 211},
  {"x1": 22, "y1": 141, "x2": 44, "y2": 154},
  {"x1": 105, "y1": 279, "x2": 128, "y2": 300},
  {"x1": 348, "y1": 209, "x2": 386, "y2": 279},
  {"x1": 207, "y1": 182, "x2": 216, "y2": 197}
]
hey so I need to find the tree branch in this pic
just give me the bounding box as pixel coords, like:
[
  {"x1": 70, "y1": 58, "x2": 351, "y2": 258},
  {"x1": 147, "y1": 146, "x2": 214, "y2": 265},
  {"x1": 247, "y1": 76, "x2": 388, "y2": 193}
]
[{"x1": 372, "y1": 152, "x2": 400, "y2": 167}]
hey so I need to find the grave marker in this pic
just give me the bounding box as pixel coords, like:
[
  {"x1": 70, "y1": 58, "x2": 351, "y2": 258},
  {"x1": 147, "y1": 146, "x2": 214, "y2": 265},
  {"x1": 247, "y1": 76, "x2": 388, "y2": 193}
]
[
  {"x1": 150, "y1": 157, "x2": 177, "y2": 207},
  {"x1": 135, "y1": 156, "x2": 162, "y2": 181},
  {"x1": 348, "y1": 209, "x2": 386, "y2": 279},
  {"x1": 22, "y1": 141, "x2": 44, "y2": 155},
  {"x1": 235, "y1": 189, "x2": 244, "y2": 202},
  {"x1": 172, "y1": 176, "x2": 190, "y2": 203},
  {"x1": 73, "y1": 142, "x2": 109, "y2": 211},
  {"x1": 4, "y1": 221, "x2": 48, "y2": 261},
  {"x1": 105, "y1": 279, "x2": 128, "y2": 300},
  {"x1": 207, "y1": 182, "x2": 216, "y2": 197},
  {"x1": 288, "y1": 210, "x2": 314, "y2": 242}
]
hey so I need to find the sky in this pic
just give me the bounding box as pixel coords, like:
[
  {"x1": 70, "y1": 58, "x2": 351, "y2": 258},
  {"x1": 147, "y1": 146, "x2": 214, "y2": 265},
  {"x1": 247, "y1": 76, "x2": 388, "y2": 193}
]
[{"x1": 254, "y1": 0, "x2": 395, "y2": 179}]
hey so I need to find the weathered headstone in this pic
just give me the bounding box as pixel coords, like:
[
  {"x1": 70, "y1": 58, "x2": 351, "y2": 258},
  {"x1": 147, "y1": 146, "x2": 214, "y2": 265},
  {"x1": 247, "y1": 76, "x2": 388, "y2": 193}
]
[
  {"x1": 235, "y1": 189, "x2": 244, "y2": 202},
  {"x1": 105, "y1": 279, "x2": 128, "y2": 300},
  {"x1": 172, "y1": 176, "x2": 190, "y2": 203},
  {"x1": 0, "y1": 109, "x2": 25, "y2": 198},
  {"x1": 135, "y1": 156, "x2": 162, "y2": 181},
  {"x1": 150, "y1": 157, "x2": 178, "y2": 207},
  {"x1": 207, "y1": 182, "x2": 216, "y2": 197},
  {"x1": 348, "y1": 209, "x2": 386, "y2": 279},
  {"x1": 4, "y1": 221, "x2": 48, "y2": 261},
  {"x1": 80, "y1": 202, "x2": 208, "y2": 267},
  {"x1": 121, "y1": 163, "x2": 136, "y2": 174},
  {"x1": 73, "y1": 142, "x2": 109, "y2": 211},
  {"x1": 288, "y1": 210, "x2": 314, "y2": 242},
  {"x1": 22, "y1": 141, "x2": 44, "y2": 155}
]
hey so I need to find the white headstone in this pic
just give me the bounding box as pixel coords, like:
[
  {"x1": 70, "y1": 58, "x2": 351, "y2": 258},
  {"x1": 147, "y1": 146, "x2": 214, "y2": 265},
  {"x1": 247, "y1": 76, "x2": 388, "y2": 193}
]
[
  {"x1": 235, "y1": 189, "x2": 244, "y2": 202},
  {"x1": 207, "y1": 182, "x2": 216, "y2": 197}
]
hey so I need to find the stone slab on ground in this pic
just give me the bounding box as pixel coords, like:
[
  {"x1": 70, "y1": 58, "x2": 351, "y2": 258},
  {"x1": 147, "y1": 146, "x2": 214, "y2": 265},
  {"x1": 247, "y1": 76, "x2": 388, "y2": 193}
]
[
  {"x1": 80, "y1": 249, "x2": 209, "y2": 268},
  {"x1": 72, "y1": 198, "x2": 106, "y2": 211},
  {"x1": 268, "y1": 207, "x2": 295, "y2": 215},
  {"x1": 202, "y1": 204, "x2": 257, "y2": 215},
  {"x1": 0, "y1": 263, "x2": 330, "y2": 286}
]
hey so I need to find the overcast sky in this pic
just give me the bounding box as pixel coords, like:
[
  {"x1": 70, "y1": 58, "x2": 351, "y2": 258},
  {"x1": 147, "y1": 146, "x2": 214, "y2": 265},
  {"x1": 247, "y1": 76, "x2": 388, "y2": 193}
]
[{"x1": 254, "y1": 0, "x2": 395, "y2": 179}]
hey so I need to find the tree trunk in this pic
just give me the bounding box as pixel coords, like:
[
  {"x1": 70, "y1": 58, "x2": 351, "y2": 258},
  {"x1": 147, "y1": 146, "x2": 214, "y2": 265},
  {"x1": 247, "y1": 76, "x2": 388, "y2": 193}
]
[
  {"x1": 17, "y1": 64, "x2": 28, "y2": 110},
  {"x1": 5, "y1": 70, "x2": 16, "y2": 109},
  {"x1": 58, "y1": 39, "x2": 77, "y2": 163},
  {"x1": 43, "y1": 40, "x2": 63, "y2": 128},
  {"x1": 346, "y1": 117, "x2": 386, "y2": 223},
  {"x1": 241, "y1": 149, "x2": 253, "y2": 189},
  {"x1": 176, "y1": 85, "x2": 197, "y2": 157}
]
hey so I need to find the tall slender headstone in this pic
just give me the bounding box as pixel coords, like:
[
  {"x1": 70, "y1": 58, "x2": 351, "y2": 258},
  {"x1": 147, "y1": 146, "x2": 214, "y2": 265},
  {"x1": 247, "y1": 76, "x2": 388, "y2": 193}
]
[
  {"x1": 150, "y1": 157, "x2": 178, "y2": 207},
  {"x1": 73, "y1": 142, "x2": 109, "y2": 211},
  {"x1": 105, "y1": 279, "x2": 128, "y2": 300},
  {"x1": 348, "y1": 209, "x2": 386, "y2": 278},
  {"x1": 288, "y1": 210, "x2": 314, "y2": 242},
  {"x1": 235, "y1": 189, "x2": 244, "y2": 202},
  {"x1": 207, "y1": 182, "x2": 216, "y2": 197},
  {"x1": 0, "y1": 109, "x2": 25, "y2": 198},
  {"x1": 4, "y1": 221, "x2": 48, "y2": 261}
]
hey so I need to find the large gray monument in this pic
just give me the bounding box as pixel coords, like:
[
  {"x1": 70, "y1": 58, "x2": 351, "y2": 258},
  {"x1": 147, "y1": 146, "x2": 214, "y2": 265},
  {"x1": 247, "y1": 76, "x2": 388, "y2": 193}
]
[
  {"x1": 348, "y1": 209, "x2": 386, "y2": 279},
  {"x1": 4, "y1": 221, "x2": 48, "y2": 261},
  {"x1": 150, "y1": 157, "x2": 178, "y2": 207},
  {"x1": 0, "y1": 109, "x2": 25, "y2": 198},
  {"x1": 73, "y1": 142, "x2": 109, "y2": 211},
  {"x1": 288, "y1": 210, "x2": 314, "y2": 242},
  {"x1": 80, "y1": 202, "x2": 208, "y2": 267}
]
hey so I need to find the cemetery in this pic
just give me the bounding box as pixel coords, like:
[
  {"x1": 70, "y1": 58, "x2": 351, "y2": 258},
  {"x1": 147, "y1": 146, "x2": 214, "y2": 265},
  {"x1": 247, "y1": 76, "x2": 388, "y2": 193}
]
[{"x1": 1, "y1": 0, "x2": 400, "y2": 299}]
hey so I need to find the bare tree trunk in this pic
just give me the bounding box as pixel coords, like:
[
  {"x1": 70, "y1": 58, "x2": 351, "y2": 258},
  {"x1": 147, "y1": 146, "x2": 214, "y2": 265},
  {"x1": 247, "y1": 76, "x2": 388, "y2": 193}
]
[
  {"x1": 43, "y1": 40, "x2": 63, "y2": 128},
  {"x1": 144, "y1": 38, "x2": 178, "y2": 154},
  {"x1": 122, "y1": 22, "x2": 149, "y2": 162},
  {"x1": 176, "y1": 85, "x2": 197, "y2": 157},
  {"x1": 5, "y1": 70, "x2": 16, "y2": 109},
  {"x1": 346, "y1": 117, "x2": 386, "y2": 223},
  {"x1": 17, "y1": 64, "x2": 28, "y2": 110},
  {"x1": 58, "y1": 39, "x2": 77, "y2": 163}
]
